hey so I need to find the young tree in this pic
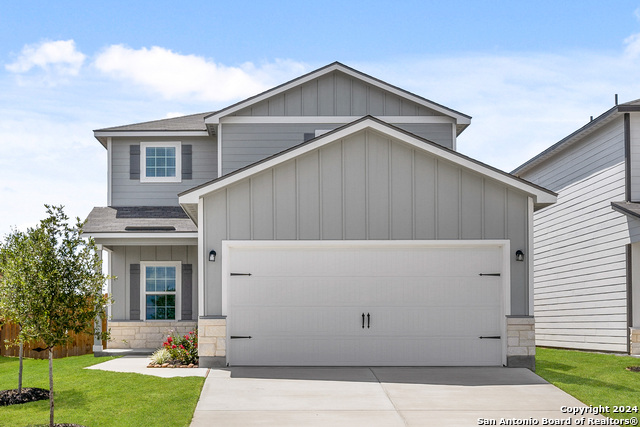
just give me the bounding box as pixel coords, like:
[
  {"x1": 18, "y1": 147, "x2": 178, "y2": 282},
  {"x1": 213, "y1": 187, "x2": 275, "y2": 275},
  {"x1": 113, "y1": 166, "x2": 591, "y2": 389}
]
[
  {"x1": 0, "y1": 205, "x2": 110, "y2": 427},
  {"x1": 0, "y1": 228, "x2": 33, "y2": 393}
]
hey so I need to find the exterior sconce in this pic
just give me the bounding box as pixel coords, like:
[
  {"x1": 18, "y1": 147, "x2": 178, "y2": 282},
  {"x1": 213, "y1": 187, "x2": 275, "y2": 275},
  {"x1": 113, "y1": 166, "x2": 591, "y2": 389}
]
[
  {"x1": 209, "y1": 250, "x2": 217, "y2": 262},
  {"x1": 515, "y1": 250, "x2": 524, "y2": 262}
]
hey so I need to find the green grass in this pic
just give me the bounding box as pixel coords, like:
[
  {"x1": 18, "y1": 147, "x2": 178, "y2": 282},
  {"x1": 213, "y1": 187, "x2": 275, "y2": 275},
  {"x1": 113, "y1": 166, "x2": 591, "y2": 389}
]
[
  {"x1": 0, "y1": 355, "x2": 205, "y2": 427},
  {"x1": 536, "y1": 347, "x2": 640, "y2": 420}
]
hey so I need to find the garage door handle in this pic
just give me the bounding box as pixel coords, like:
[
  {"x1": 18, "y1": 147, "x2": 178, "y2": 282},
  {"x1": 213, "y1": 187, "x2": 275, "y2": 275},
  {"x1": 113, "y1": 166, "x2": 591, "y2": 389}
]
[
  {"x1": 362, "y1": 313, "x2": 365, "y2": 328},
  {"x1": 367, "y1": 313, "x2": 370, "y2": 328},
  {"x1": 479, "y1": 336, "x2": 501, "y2": 339},
  {"x1": 479, "y1": 273, "x2": 501, "y2": 276}
]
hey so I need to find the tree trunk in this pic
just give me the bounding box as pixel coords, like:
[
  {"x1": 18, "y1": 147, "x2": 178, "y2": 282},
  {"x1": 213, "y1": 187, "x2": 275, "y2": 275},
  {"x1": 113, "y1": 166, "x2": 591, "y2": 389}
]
[
  {"x1": 49, "y1": 348, "x2": 54, "y2": 427},
  {"x1": 18, "y1": 341, "x2": 23, "y2": 393}
]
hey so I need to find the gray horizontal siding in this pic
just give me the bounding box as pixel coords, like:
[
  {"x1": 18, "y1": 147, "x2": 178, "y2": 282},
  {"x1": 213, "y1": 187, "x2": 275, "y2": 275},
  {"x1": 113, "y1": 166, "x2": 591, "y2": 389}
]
[
  {"x1": 109, "y1": 245, "x2": 198, "y2": 320},
  {"x1": 232, "y1": 70, "x2": 440, "y2": 118},
  {"x1": 630, "y1": 114, "x2": 640, "y2": 201},
  {"x1": 521, "y1": 117, "x2": 631, "y2": 352},
  {"x1": 221, "y1": 123, "x2": 453, "y2": 175},
  {"x1": 204, "y1": 128, "x2": 530, "y2": 316},
  {"x1": 111, "y1": 136, "x2": 217, "y2": 206}
]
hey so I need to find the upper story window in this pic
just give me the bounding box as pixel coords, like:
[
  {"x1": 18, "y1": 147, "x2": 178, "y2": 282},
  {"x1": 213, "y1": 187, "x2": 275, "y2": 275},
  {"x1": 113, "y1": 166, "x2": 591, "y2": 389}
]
[{"x1": 140, "y1": 141, "x2": 182, "y2": 183}]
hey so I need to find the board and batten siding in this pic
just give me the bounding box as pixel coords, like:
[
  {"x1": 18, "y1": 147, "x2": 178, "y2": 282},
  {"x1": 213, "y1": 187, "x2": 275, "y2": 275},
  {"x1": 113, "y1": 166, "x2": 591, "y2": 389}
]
[
  {"x1": 203, "y1": 128, "x2": 530, "y2": 316},
  {"x1": 231, "y1": 70, "x2": 441, "y2": 118},
  {"x1": 221, "y1": 123, "x2": 454, "y2": 176},
  {"x1": 111, "y1": 136, "x2": 217, "y2": 206},
  {"x1": 109, "y1": 245, "x2": 198, "y2": 320},
  {"x1": 520, "y1": 116, "x2": 634, "y2": 352}
]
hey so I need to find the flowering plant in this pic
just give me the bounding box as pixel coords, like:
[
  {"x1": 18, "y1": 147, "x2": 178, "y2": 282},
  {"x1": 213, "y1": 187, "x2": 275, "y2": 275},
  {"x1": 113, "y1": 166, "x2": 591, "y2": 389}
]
[{"x1": 162, "y1": 329, "x2": 198, "y2": 365}]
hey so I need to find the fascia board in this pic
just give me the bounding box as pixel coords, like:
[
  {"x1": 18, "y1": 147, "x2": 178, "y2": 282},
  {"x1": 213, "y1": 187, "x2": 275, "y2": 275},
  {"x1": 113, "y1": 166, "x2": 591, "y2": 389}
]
[
  {"x1": 179, "y1": 118, "x2": 555, "y2": 205},
  {"x1": 219, "y1": 116, "x2": 456, "y2": 124},
  {"x1": 93, "y1": 131, "x2": 209, "y2": 138},
  {"x1": 205, "y1": 63, "x2": 470, "y2": 125}
]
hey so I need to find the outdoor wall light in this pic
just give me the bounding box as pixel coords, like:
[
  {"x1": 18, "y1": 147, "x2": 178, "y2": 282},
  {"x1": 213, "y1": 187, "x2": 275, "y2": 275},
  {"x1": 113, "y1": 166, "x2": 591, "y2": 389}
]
[
  {"x1": 515, "y1": 250, "x2": 524, "y2": 262},
  {"x1": 209, "y1": 250, "x2": 217, "y2": 262}
]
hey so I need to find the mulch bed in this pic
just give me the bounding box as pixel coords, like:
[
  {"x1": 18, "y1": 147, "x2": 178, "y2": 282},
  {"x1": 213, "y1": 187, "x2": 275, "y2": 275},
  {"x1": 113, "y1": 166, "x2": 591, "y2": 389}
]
[
  {"x1": 0, "y1": 387, "x2": 49, "y2": 406},
  {"x1": 626, "y1": 366, "x2": 640, "y2": 372}
]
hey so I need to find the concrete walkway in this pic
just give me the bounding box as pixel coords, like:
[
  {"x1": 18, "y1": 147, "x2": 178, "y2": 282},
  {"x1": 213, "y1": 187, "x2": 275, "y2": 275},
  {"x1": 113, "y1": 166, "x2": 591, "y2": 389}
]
[
  {"x1": 190, "y1": 367, "x2": 607, "y2": 426},
  {"x1": 86, "y1": 355, "x2": 209, "y2": 378}
]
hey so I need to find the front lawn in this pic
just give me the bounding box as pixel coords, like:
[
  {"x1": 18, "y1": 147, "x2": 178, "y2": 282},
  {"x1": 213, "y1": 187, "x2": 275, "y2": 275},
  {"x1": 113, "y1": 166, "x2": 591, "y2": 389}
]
[
  {"x1": 536, "y1": 347, "x2": 640, "y2": 420},
  {"x1": 0, "y1": 354, "x2": 204, "y2": 427}
]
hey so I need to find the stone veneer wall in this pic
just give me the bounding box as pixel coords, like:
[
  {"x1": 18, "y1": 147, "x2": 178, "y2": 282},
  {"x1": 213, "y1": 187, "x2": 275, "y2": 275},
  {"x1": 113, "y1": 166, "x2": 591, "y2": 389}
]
[
  {"x1": 198, "y1": 317, "x2": 227, "y2": 368},
  {"x1": 108, "y1": 321, "x2": 197, "y2": 349},
  {"x1": 506, "y1": 316, "x2": 536, "y2": 371},
  {"x1": 631, "y1": 328, "x2": 640, "y2": 355}
]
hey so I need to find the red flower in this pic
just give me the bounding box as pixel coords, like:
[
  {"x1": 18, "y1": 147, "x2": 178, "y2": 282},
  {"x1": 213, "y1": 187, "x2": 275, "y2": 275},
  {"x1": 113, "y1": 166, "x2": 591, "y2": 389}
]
[
  {"x1": 180, "y1": 344, "x2": 185, "y2": 349},
  {"x1": 189, "y1": 331, "x2": 194, "y2": 335},
  {"x1": 167, "y1": 337, "x2": 173, "y2": 343},
  {"x1": 172, "y1": 345, "x2": 177, "y2": 349},
  {"x1": 184, "y1": 335, "x2": 189, "y2": 340}
]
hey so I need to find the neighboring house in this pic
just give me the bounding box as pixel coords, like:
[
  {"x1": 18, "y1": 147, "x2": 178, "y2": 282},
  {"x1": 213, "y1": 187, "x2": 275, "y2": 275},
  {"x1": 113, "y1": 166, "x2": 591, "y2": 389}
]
[
  {"x1": 84, "y1": 62, "x2": 556, "y2": 369},
  {"x1": 513, "y1": 100, "x2": 640, "y2": 355}
]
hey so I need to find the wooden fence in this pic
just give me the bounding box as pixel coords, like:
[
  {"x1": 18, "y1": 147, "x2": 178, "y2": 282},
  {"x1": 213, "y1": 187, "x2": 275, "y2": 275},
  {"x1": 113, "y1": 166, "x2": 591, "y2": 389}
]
[{"x1": 0, "y1": 318, "x2": 108, "y2": 359}]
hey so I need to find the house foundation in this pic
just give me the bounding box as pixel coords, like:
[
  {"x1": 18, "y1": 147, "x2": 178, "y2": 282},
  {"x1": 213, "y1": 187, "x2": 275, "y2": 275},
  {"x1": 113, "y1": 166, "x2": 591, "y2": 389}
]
[
  {"x1": 107, "y1": 321, "x2": 197, "y2": 349},
  {"x1": 506, "y1": 316, "x2": 536, "y2": 371},
  {"x1": 631, "y1": 328, "x2": 640, "y2": 355},
  {"x1": 198, "y1": 316, "x2": 227, "y2": 367}
]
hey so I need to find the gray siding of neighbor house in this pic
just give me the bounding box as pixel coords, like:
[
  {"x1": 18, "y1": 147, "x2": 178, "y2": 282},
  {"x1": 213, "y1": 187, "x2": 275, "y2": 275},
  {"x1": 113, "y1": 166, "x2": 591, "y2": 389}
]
[
  {"x1": 109, "y1": 245, "x2": 198, "y2": 320},
  {"x1": 232, "y1": 70, "x2": 441, "y2": 118},
  {"x1": 631, "y1": 114, "x2": 640, "y2": 202},
  {"x1": 111, "y1": 136, "x2": 217, "y2": 206},
  {"x1": 221, "y1": 123, "x2": 453, "y2": 175},
  {"x1": 520, "y1": 116, "x2": 639, "y2": 352},
  {"x1": 203, "y1": 128, "x2": 530, "y2": 317}
]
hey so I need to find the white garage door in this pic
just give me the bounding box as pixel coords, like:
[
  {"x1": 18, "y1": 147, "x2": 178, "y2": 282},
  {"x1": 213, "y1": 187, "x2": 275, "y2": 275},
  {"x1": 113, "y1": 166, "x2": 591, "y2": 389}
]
[{"x1": 224, "y1": 242, "x2": 506, "y2": 366}]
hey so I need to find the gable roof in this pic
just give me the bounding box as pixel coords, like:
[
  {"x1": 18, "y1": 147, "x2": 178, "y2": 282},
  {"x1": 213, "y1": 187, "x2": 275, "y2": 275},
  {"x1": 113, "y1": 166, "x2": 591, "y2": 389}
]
[
  {"x1": 179, "y1": 116, "x2": 556, "y2": 223},
  {"x1": 93, "y1": 111, "x2": 215, "y2": 147},
  {"x1": 203, "y1": 62, "x2": 472, "y2": 133},
  {"x1": 512, "y1": 99, "x2": 640, "y2": 176}
]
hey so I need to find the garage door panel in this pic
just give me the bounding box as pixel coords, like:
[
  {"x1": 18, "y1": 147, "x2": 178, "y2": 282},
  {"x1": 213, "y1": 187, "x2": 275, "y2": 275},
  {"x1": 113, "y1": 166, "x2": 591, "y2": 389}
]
[
  {"x1": 229, "y1": 247, "x2": 501, "y2": 278},
  {"x1": 226, "y1": 242, "x2": 505, "y2": 366}
]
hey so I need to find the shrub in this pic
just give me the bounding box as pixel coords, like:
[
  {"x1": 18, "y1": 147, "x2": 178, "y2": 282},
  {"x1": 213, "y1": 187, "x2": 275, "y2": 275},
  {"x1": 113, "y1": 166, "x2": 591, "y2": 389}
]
[
  {"x1": 162, "y1": 330, "x2": 198, "y2": 365},
  {"x1": 150, "y1": 347, "x2": 171, "y2": 365}
]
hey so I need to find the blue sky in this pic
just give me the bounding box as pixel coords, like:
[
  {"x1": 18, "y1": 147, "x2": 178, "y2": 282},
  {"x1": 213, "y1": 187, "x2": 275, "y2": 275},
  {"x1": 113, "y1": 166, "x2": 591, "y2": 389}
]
[{"x1": 2, "y1": 1, "x2": 640, "y2": 234}]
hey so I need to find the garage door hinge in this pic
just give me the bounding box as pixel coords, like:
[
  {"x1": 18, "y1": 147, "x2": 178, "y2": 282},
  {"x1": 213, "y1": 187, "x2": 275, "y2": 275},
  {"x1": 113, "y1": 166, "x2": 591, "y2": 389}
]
[
  {"x1": 230, "y1": 336, "x2": 252, "y2": 339},
  {"x1": 479, "y1": 273, "x2": 501, "y2": 276},
  {"x1": 230, "y1": 273, "x2": 252, "y2": 276},
  {"x1": 479, "y1": 336, "x2": 501, "y2": 339}
]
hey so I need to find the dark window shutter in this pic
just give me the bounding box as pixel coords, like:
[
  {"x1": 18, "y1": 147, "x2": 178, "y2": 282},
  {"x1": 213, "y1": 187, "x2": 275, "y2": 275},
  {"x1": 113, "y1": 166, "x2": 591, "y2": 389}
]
[
  {"x1": 130, "y1": 264, "x2": 140, "y2": 320},
  {"x1": 181, "y1": 264, "x2": 193, "y2": 320},
  {"x1": 303, "y1": 132, "x2": 314, "y2": 142},
  {"x1": 130, "y1": 145, "x2": 140, "y2": 180},
  {"x1": 182, "y1": 145, "x2": 192, "y2": 180}
]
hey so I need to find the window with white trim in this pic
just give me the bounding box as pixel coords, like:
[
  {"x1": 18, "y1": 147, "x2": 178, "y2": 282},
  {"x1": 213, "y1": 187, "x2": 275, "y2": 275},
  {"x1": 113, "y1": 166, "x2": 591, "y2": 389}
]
[
  {"x1": 140, "y1": 141, "x2": 182, "y2": 183},
  {"x1": 141, "y1": 261, "x2": 181, "y2": 320}
]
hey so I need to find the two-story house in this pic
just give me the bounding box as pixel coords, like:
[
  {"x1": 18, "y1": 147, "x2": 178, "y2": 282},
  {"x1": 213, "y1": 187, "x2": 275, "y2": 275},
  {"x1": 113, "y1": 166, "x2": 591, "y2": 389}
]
[
  {"x1": 84, "y1": 62, "x2": 555, "y2": 369},
  {"x1": 513, "y1": 100, "x2": 640, "y2": 355}
]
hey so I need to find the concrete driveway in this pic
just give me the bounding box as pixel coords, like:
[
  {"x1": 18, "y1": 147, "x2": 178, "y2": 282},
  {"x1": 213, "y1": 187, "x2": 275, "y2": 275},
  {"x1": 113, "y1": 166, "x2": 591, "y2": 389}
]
[{"x1": 191, "y1": 367, "x2": 605, "y2": 426}]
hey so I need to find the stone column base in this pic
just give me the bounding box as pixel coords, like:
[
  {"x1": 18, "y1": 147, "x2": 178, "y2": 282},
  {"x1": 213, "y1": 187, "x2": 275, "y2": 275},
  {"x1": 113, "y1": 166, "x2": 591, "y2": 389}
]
[
  {"x1": 199, "y1": 316, "x2": 227, "y2": 368},
  {"x1": 631, "y1": 328, "x2": 640, "y2": 355},
  {"x1": 506, "y1": 316, "x2": 536, "y2": 371}
]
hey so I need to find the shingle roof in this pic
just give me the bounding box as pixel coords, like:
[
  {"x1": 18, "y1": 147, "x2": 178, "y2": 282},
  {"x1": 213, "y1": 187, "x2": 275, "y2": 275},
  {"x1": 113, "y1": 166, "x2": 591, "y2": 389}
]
[
  {"x1": 512, "y1": 99, "x2": 640, "y2": 176},
  {"x1": 94, "y1": 111, "x2": 215, "y2": 132},
  {"x1": 83, "y1": 207, "x2": 196, "y2": 233}
]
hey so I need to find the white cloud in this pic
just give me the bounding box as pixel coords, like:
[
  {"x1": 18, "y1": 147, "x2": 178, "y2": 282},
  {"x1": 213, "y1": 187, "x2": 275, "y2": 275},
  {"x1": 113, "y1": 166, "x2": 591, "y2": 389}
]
[
  {"x1": 94, "y1": 45, "x2": 307, "y2": 102},
  {"x1": 5, "y1": 40, "x2": 86, "y2": 76}
]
